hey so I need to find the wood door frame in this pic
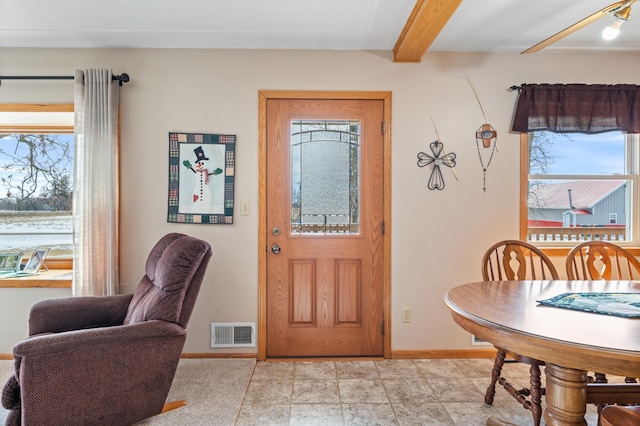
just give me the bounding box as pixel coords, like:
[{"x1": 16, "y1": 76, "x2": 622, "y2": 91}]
[{"x1": 258, "y1": 90, "x2": 392, "y2": 360}]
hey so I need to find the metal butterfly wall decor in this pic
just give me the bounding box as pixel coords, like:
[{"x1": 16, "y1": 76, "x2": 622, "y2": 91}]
[{"x1": 417, "y1": 140, "x2": 457, "y2": 190}]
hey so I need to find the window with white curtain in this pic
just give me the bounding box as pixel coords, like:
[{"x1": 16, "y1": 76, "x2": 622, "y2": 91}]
[{"x1": 0, "y1": 104, "x2": 74, "y2": 269}]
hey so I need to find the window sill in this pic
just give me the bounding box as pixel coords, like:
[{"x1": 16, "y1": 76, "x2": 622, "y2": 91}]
[
  {"x1": 0, "y1": 269, "x2": 72, "y2": 288},
  {"x1": 540, "y1": 247, "x2": 640, "y2": 257}
]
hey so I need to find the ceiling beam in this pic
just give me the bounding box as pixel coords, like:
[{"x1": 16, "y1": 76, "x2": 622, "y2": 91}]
[{"x1": 393, "y1": 0, "x2": 463, "y2": 63}]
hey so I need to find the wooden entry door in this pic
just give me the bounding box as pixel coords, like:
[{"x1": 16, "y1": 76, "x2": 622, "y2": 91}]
[{"x1": 265, "y1": 97, "x2": 385, "y2": 357}]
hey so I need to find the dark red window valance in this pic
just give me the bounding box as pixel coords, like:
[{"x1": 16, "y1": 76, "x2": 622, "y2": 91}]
[{"x1": 512, "y1": 83, "x2": 640, "y2": 134}]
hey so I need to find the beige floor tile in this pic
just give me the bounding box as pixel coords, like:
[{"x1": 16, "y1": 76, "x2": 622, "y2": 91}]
[
  {"x1": 243, "y1": 379, "x2": 293, "y2": 405},
  {"x1": 295, "y1": 361, "x2": 337, "y2": 379},
  {"x1": 338, "y1": 379, "x2": 389, "y2": 404},
  {"x1": 502, "y1": 360, "x2": 536, "y2": 378},
  {"x1": 414, "y1": 359, "x2": 467, "y2": 378},
  {"x1": 492, "y1": 400, "x2": 543, "y2": 426},
  {"x1": 427, "y1": 377, "x2": 486, "y2": 402},
  {"x1": 342, "y1": 403, "x2": 399, "y2": 426},
  {"x1": 251, "y1": 361, "x2": 295, "y2": 380},
  {"x1": 442, "y1": 401, "x2": 499, "y2": 426},
  {"x1": 289, "y1": 403, "x2": 344, "y2": 426},
  {"x1": 292, "y1": 380, "x2": 340, "y2": 404},
  {"x1": 382, "y1": 378, "x2": 437, "y2": 403},
  {"x1": 392, "y1": 402, "x2": 455, "y2": 425},
  {"x1": 375, "y1": 359, "x2": 420, "y2": 379},
  {"x1": 235, "y1": 404, "x2": 290, "y2": 426},
  {"x1": 451, "y1": 358, "x2": 496, "y2": 378},
  {"x1": 335, "y1": 361, "x2": 379, "y2": 379}
]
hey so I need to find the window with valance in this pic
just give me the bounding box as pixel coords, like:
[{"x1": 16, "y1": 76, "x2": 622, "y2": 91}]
[
  {"x1": 514, "y1": 84, "x2": 640, "y2": 247},
  {"x1": 513, "y1": 83, "x2": 640, "y2": 134}
]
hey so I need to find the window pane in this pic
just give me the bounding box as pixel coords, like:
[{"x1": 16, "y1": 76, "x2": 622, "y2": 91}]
[
  {"x1": 528, "y1": 178, "x2": 629, "y2": 242},
  {"x1": 0, "y1": 134, "x2": 73, "y2": 256},
  {"x1": 530, "y1": 131, "x2": 625, "y2": 175},
  {"x1": 527, "y1": 130, "x2": 634, "y2": 244},
  {"x1": 290, "y1": 120, "x2": 360, "y2": 235}
]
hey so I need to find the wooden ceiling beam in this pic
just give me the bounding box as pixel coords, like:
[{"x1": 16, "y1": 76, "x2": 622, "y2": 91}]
[{"x1": 393, "y1": 0, "x2": 463, "y2": 63}]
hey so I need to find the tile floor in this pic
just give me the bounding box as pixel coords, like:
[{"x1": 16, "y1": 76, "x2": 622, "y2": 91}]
[
  {"x1": 236, "y1": 358, "x2": 602, "y2": 426},
  {"x1": 1, "y1": 357, "x2": 608, "y2": 425}
]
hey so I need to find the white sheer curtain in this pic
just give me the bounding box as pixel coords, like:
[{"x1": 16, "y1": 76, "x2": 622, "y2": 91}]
[{"x1": 73, "y1": 69, "x2": 120, "y2": 296}]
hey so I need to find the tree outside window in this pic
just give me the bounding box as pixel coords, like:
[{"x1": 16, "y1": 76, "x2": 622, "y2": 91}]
[{"x1": 0, "y1": 133, "x2": 74, "y2": 256}]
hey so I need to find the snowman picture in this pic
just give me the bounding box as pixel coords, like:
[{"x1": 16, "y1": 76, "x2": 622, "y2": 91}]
[{"x1": 179, "y1": 145, "x2": 224, "y2": 215}]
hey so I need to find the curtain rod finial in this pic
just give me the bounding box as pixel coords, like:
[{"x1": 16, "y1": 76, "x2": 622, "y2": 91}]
[
  {"x1": 112, "y1": 73, "x2": 130, "y2": 86},
  {"x1": 508, "y1": 85, "x2": 522, "y2": 93}
]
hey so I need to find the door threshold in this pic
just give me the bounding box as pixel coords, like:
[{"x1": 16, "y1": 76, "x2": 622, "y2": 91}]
[{"x1": 265, "y1": 356, "x2": 385, "y2": 362}]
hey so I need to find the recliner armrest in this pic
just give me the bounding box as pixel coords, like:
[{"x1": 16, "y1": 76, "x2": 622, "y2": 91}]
[
  {"x1": 28, "y1": 293, "x2": 134, "y2": 335},
  {"x1": 16, "y1": 320, "x2": 184, "y2": 357}
]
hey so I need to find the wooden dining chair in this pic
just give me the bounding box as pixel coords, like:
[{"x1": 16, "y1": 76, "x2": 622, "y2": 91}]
[
  {"x1": 481, "y1": 239, "x2": 559, "y2": 426},
  {"x1": 482, "y1": 239, "x2": 559, "y2": 281},
  {"x1": 599, "y1": 405, "x2": 640, "y2": 426},
  {"x1": 566, "y1": 240, "x2": 640, "y2": 282},
  {"x1": 566, "y1": 240, "x2": 640, "y2": 414},
  {"x1": 566, "y1": 240, "x2": 640, "y2": 383}
]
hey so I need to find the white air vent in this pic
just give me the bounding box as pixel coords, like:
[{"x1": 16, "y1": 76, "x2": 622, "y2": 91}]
[
  {"x1": 471, "y1": 334, "x2": 491, "y2": 346},
  {"x1": 210, "y1": 322, "x2": 256, "y2": 348}
]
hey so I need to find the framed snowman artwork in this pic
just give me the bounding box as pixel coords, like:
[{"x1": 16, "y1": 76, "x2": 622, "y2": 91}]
[{"x1": 168, "y1": 132, "x2": 235, "y2": 224}]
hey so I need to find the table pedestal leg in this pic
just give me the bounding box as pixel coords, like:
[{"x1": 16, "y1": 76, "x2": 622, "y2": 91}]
[{"x1": 544, "y1": 363, "x2": 588, "y2": 426}]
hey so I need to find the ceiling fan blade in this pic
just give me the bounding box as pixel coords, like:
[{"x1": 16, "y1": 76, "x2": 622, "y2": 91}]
[{"x1": 521, "y1": 0, "x2": 631, "y2": 54}]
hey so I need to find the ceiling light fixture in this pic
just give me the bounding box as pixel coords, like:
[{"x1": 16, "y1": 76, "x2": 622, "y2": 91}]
[
  {"x1": 602, "y1": 4, "x2": 632, "y2": 40},
  {"x1": 602, "y1": 18, "x2": 624, "y2": 39}
]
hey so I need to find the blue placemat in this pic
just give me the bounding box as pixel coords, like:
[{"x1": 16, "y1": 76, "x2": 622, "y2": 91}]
[{"x1": 537, "y1": 292, "x2": 640, "y2": 318}]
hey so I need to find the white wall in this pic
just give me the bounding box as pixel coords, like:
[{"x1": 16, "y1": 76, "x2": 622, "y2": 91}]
[{"x1": 1, "y1": 48, "x2": 638, "y2": 354}]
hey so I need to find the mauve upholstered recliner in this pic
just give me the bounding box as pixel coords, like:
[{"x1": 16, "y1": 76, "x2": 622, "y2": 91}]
[{"x1": 1, "y1": 233, "x2": 212, "y2": 426}]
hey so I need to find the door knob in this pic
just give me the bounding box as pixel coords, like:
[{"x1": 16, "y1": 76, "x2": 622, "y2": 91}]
[{"x1": 271, "y1": 244, "x2": 281, "y2": 254}]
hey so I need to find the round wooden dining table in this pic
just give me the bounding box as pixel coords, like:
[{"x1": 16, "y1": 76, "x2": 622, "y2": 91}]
[{"x1": 445, "y1": 280, "x2": 640, "y2": 426}]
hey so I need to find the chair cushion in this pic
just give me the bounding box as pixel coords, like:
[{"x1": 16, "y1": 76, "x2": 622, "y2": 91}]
[{"x1": 123, "y1": 233, "x2": 210, "y2": 325}]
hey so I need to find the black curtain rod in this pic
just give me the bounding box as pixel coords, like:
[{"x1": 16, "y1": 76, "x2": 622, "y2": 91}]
[
  {"x1": 509, "y1": 85, "x2": 522, "y2": 93},
  {"x1": 0, "y1": 73, "x2": 130, "y2": 86}
]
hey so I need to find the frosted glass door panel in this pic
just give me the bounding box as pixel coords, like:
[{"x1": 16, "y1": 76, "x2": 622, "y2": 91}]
[{"x1": 291, "y1": 120, "x2": 360, "y2": 234}]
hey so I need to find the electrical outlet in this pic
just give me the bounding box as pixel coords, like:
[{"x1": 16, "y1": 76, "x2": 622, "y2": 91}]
[
  {"x1": 402, "y1": 307, "x2": 412, "y2": 323},
  {"x1": 240, "y1": 201, "x2": 250, "y2": 216}
]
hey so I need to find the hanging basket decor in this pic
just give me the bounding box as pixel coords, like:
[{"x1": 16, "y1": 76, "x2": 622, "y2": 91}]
[
  {"x1": 467, "y1": 75, "x2": 498, "y2": 192},
  {"x1": 475, "y1": 123, "x2": 498, "y2": 192}
]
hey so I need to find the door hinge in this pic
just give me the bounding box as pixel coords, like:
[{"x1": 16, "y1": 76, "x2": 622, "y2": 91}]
[
  {"x1": 381, "y1": 121, "x2": 386, "y2": 135},
  {"x1": 381, "y1": 220, "x2": 385, "y2": 235},
  {"x1": 381, "y1": 320, "x2": 385, "y2": 335}
]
